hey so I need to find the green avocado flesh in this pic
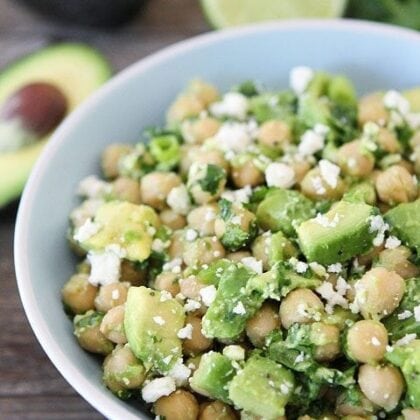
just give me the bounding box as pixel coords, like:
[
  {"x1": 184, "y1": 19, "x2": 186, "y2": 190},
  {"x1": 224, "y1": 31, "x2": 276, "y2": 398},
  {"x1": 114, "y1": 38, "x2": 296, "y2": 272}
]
[{"x1": 0, "y1": 43, "x2": 111, "y2": 208}]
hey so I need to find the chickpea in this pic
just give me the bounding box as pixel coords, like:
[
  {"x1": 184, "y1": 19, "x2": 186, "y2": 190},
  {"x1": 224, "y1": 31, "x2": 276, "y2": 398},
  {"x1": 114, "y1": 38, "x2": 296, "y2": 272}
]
[
  {"x1": 188, "y1": 163, "x2": 226, "y2": 205},
  {"x1": 194, "y1": 148, "x2": 229, "y2": 173},
  {"x1": 188, "y1": 79, "x2": 219, "y2": 106},
  {"x1": 183, "y1": 314, "x2": 213, "y2": 356},
  {"x1": 346, "y1": 320, "x2": 388, "y2": 363},
  {"x1": 358, "y1": 93, "x2": 389, "y2": 126},
  {"x1": 258, "y1": 120, "x2": 291, "y2": 149},
  {"x1": 186, "y1": 355, "x2": 202, "y2": 372},
  {"x1": 337, "y1": 140, "x2": 375, "y2": 178},
  {"x1": 183, "y1": 236, "x2": 225, "y2": 267},
  {"x1": 199, "y1": 400, "x2": 238, "y2": 420},
  {"x1": 290, "y1": 159, "x2": 311, "y2": 183},
  {"x1": 74, "y1": 311, "x2": 114, "y2": 355},
  {"x1": 300, "y1": 168, "x2": 345, "y2": 201},
  {"x1": 182, "y1": 117, "x2": 221, "y2": 145},
  {"x1": 101, "y1": 144, "x2": 132, "y2": 179},
  {"x1": 154, "y1": 271, "x2": 180, "y2": 297},
  {"x1": 226, "y1": 251, "x2": 252, "y2": 263},
  {"x1": 357, "y1": 244, "x2": 384, "y2": 268},
  {"x1": 376, "y1": 246, "x2": 419, "y2": 279},
  {"x1": 94, "y1": 282, "x2": 130, "y2": 313},
  {"x1": 279, "y1": 288, "x2": 324, "y2": 329},
  {"x1": 214, "y1": 205, "x2": 256, "y2": 240},
  {"x1": 180, "y1": 145, "x2": 200, "y2": 175},
  {"x1": 353, "y1": 267, "x2": 405, "y2": 319},
  {"x1": 251, "y1": 234, "x2": 271, "y2": 270},
  {"x1": 61, "y1": 273, "x2": 97, "y2": 314},
  {"x1": 100, "y1": 305, "x2": 127, "y2": 344},
  {"x1": 231, "y1": 159, "x2": 264, "y2": 188},
  {"x1": 111, "y1": 177, "x2": 141, "y2": 204},
  {"x1": 160, "y1": 209, "x2": 187, "y2": 230},
  {"x1": 169, "y1": 230, "x2": 186, "y2": 259},
  {"x1": 358, "y1": 364, "x2": 404, "y2": 411},
  {"x1": 103, "y1": 344, "x2": 146, "y2": 397},
  {"x1": 375, "y1": 165, "x2": 417, "y2": 205},
  {"x1": 310, "y1": 322, "x2": 341, "y2": 362},
  {"x1": 246, "y1": 302, "x2": 280, "y2": 347},
  {"x1": 154, "y1": 389, "x2": 199, "y2": 420},
  {"x1": 336, "y1": 388, "x2": 376, "y2": 417},
  {"x1": 377, "y1": 128, "x2": 401, "y2": 153},
  {"x1": 187, "y1": 204, "x2": 218, "y2": 236},
  {"x1": 167, "y1": 94, "x2": 205, "y2": 123},
  {"x1": 120, "y1": 260, "x2": 146, "y2": 286},
  {"x1": 140, "y1": 172, "x2": 182, "y2": 210},
  {"x1": 402, "y1": 408, "x2": 420, "y2": 420},
  {"x1": 179, "y1": 275, "x2": 206, "y2": 300},
  {"x1": 396, "y1": 159, "x2": 415, "y2": 175}
]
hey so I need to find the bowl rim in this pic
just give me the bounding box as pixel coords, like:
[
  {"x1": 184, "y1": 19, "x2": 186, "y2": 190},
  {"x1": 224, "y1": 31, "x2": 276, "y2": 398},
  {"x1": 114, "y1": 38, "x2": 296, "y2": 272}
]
[{"x1": 14, "y1": 19, "x2": 420, "y2": 419}]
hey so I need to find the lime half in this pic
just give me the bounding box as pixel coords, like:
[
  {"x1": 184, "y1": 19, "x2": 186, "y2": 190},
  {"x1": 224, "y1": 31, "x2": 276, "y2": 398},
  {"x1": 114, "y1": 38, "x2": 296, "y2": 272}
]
[{"x1": 201, "y1": 0, "x2": 348, "y2": 29}]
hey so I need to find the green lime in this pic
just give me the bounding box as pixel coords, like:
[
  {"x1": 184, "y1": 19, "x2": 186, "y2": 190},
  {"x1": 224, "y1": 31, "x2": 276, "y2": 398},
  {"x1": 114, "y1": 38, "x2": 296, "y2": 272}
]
[{"x1": 201, "y1": 0, "x2": 348, "y2": 29}]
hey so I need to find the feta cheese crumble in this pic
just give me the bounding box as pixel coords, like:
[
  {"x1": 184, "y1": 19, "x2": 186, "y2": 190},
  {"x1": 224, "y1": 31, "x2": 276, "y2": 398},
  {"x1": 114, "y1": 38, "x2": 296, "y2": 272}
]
[
  {"x1": 185, "y1": 229, "x2": 198, "y2": 242},
  {"x1": 223, "y1": 345, "x2": 245, "y2": 361},
  {"x1": 167, "y1": 184, "x2": 191, "y2": 215},
  {"x1": 414, "y1": 305, "x2": 420, "y2": 322},
  {"x1": 199, "y1": 285, "x2": 217, "y2": 307},
  {"x1": 77, "y1": 175, "x2": 111, "y2": 199},
  {"x1": 319, "y1": 159, "x2": 340, "y2": 189},
  {"x1": 384, "y1": 236, "x2": 401, "y2": 249},
  {"x1": 168, "y1": 359, "x2": 192, "y2": 386},
  {"x1": 141, "y1": 377, "x2": 176, "y2": 403},
  {"x1": 232, "y1": 301, "x2": 246, "y2": 315},
  {"x1": 397, "y1": 310, "x2": 412, "y2": 320},
  {"x1": 316, "y1": 281, "x2": 349, "y2": 314},
  {"x1": 73, "y1": 218, "x2": 101, "y2": 243},
  {"x1": 265, "y1": 162, "x2": 296, "y2": 189},
  {"x1": 241, "y1": 257, "x2": 263, "y2": 274},
  {"x1": 298, "y1": 124, "x2": 329, "y2": 157},
  {"x1": 214, "y1": 122, "x2": 254, "y2": 153},
  {"x1": 184, "y1": 299, "x2": 201, "y2": 312},
  {"x1": 383, "y1": 90, "x2": 410, "y2": 115},
  {"x1": 153, "y1": 316, "x2": 166, "y2": 326},
  {"x1": 210, "y1": 92, "x2": 249, "y2": 120},
  {"x1": 368, "y1": 215, "x2": 389, "y2": 247},
  {"x1": 394, "y1": 333, "x2": 417, "y2": 347},
  {"x1": 177, "y1": 323, "x2": 193, "y2": 340},
  {"x1": 289, "y1": 66, "x2": 314, "y2": 95},
  {"x1": 222, "y1": 185, "x2": 252, "y2": 204}
]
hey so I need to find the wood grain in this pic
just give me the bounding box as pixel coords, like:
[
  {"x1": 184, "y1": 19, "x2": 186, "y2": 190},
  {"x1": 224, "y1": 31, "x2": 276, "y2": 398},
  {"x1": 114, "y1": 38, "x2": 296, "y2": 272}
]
[{"x1": 0, "y1": 1, "x2": 207, "y2": 418}]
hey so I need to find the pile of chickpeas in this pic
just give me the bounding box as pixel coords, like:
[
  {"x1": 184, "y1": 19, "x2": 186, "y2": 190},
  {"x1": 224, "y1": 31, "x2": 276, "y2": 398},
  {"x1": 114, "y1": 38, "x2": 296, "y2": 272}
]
[{"x1": 63, "y1": 77, "x2": 420, "y2": 420}]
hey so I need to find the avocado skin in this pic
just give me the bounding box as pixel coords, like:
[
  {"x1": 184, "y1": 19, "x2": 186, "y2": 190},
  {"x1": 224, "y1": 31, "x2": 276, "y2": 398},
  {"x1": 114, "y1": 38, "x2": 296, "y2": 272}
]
[{"x1": 19, "y1": 0, "x2": 147, "y2": 28}]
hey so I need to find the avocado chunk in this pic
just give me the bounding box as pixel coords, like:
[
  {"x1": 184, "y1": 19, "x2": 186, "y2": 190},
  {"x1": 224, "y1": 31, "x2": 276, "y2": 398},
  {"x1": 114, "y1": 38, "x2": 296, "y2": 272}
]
[
  {"x1": 78, "y1": 201, "x2": 159, "y2": 262},
  {"x1": 385, "y1": 340, "x2": 420, "y2": 408},
  {"x1": 124, "y1": 286, "x2": 185, "y2": 374},
  {"x1": 385, "y1": 200, "x2": 420, "y2": 254},
  {"x1": 0, "y1": 43, "x2": 111, "y2": 208},
  {"x1": 228, "y1": 356, "x2": 295, "y2": 419},
  {"x1": 297, "y1": 200, "x2": 376, "y2": 264},
  {"x1": 256, "y1": 188, "x2": 314, "y2": 236},
  {"x1": 201, "y1": 263, "x2": 256, "y2": 340},
  {"x1": 189, "y1": 351, "x2": 235, "y2": 403}
]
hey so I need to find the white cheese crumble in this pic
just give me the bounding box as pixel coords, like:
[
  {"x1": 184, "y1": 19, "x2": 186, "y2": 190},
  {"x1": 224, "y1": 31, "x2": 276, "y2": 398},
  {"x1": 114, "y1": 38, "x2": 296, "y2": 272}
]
[
  {"x1": 168, "y1": 360, "x2": 192, "y2": 386},
  {"x1": 327, "y1": 263, "x2": 342, "y2": 274},
  {"x1": 153, "y1": 316, "x2": 165, "y2": 326},
  {"x1": 87, "y1": 244, "x2": 126, "y2": 286},
  {"x1": 241, "y1": 257, "x2": 263, "y2": 274},
  {"x1": 214, "y1": 122, "x2": 254, "y2": 153},
  {"x1": 394, "y1": 333, "x2": 417, "y2": 347},
  {"x1": 384, "y1": 236, "x2": 401, "y2": 249},
  {"x1": 414, "y1": 305, "x2": 420, "y2": 322},
  {"x1": 70, "y1": 198, "x2": 104, "y2": 228},
  {"x1": 383, "y1": 90, "x2": 410, "y2": 115},
  {"x1": 185, "y1": 229, "x2": 198, "y2": 242},
  {"x1": 289, "y1": 258, "x2": 308, "y2": 274},
  {"x1": 368, "y1": 215, "x2": 389, "y2": 247},
  {"x1": 77, "y1": 175, "x2": 111, "y2": 199},
  {"x1": 177, "y1": 323, "x2": 193, "y2": 340},
  {"x1": 295, "y1": 352, "x2": 306, "y2": 363},
  {"x1": 319, "y1": 159, "x2": 340, "y2": 189},
  {"x1": 167, "y1": 184, "x2": 191, "y2": 215},
  {"x1": 210, "y1": 92, "x2": 249, "y2": 120},
  {"x1": 265, "y1": 162, "x2": 296, "y2": 189},
  {"x1": 232, "y1": 301, "x2": 246, "y2": 315},
  {"x1": 152, "y1": 238, "x2": 169, "y2": 253},
  {"x1": 73, "y1": 218, "x2": 101, "y2": 243},
  {"x1": 222, "y1": 185, "x2": 252, "y2": 204},
  {"x1": 371, "y1": 336, "x2": 381, "y2": 347},
  {"x1": 184, "y1": 299, "x2": 201, "y2": 312},
  {"x1": 199, "y1": 285, "x2": 217, "y2": 307},
  {"x1": 223, "y1": 345, "x2": 245, "y2": 361},
  {"x1": 311, "y1": 176, "x2": 327, "y2": 196},
  {"x1": 314, "y1": 212, "x2": 340, "y2": 228},
  {"x1": 316, "y1": 281, "x2": 348, "y2": 314},
  {"x1": 141, "y1": 377, "x2": 176, "y2": 403},
  {"x1": 111, "y1": 289, "x2": 120, "y2": 300},
  {"x1": 289, "y1": 66, "x2": 314, "y2": 95},
  {"x1": 162, "y1": 258, "x2": 183, "y2": 273},
  {"x1": 397, "y1": 310, "x2": 412, "y2": 320},
  {"x1": 298, "y1": 124, "x2": 329, "y2": 157}
]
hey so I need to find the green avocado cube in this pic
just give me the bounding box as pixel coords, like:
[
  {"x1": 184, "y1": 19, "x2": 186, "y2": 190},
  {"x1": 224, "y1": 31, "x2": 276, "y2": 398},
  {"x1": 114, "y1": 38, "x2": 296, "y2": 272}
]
[
  {"x1": 256, "y1": 188, "x2": 314, "y2": 236},
  {"x1": 297, "y1": 200, "x2": 376, "y2": 264},
  {"x1": 79, "y1": 201, "x2": 160, "y2": 262},
  {"x1": 124, "y1": 286, "x2": 185, "y2": 374},
  {"x1": 385, "y1": 200, "x2": 420, "y2": 253},
  {"x1": 228, "y1": 356, "x2": 295, "y2": 419},
  {"x1": 189, "y1": 351, "x2": 235, "y2": 403},
  {"x1": 202, "y1": 264, "x2": 255, "y2": 340}
]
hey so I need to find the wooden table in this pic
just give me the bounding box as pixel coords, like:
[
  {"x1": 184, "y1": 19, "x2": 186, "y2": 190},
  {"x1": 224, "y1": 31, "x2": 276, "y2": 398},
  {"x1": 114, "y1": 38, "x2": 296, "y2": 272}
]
[{"x1": 0, "y1": 1, "x2": 207, "y2": 417}]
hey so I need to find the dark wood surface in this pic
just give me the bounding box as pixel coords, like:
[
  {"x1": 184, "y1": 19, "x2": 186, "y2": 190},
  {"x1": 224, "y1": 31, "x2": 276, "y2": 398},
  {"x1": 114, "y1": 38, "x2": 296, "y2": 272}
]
[{"x1": 0, "y1": 1, "x2": 207, "y2": 418}]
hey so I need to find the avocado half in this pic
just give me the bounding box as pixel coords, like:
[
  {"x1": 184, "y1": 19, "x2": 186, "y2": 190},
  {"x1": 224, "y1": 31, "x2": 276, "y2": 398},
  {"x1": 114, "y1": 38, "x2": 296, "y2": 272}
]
[
  {"x1": 19, "y1": 0, "x2": 147, "y2": 28},
  {"x1": 0, "y1": 43, "x2": 112, "y2": 208}
]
